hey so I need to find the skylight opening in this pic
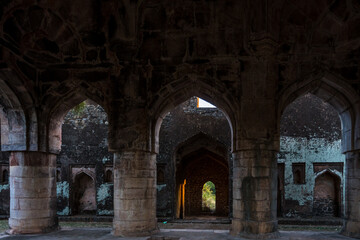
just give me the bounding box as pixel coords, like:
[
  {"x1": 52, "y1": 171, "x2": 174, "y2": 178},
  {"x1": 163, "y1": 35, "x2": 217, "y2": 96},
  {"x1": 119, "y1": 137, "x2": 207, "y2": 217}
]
[{"x1": 197, "y1": 98, "x2": 216, "y2": 108}]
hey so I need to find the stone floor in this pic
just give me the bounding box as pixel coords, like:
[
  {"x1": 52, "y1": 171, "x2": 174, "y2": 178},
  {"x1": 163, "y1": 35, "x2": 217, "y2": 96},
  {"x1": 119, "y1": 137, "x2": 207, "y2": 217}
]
[{"x1": 0, "y1": 228, "x2": 357, "y2": 240}]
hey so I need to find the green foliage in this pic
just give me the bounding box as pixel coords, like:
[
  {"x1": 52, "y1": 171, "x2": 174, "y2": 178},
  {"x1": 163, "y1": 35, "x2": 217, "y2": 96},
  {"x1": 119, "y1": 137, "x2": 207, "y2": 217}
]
[
  {"x1": 202, "y1": 181, "x2": 216, "y2": 212},
  {"x1": 0, "y1": 220, "x2": 8, "y2": 233},
  {"x1": 72, "y1": 101, "x2": 86, "y2": 116},
  {"x1": 60, "y1": 222, "x2": 112, "y2": 228}
]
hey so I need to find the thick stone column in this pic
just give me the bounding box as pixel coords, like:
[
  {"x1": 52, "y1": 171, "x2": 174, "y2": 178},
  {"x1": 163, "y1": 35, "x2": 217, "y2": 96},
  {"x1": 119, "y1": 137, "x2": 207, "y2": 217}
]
[
  {"x1": 112, "y1": 150, "x2": 158, "y2": 237},
  {"x1": 342, "y1": 151, "x2": 360, "y2": 238},
  {"x1": 231, "y1": 143, "x2": 279, "y2": 238},
  {"x1": 8, "y1": 152, "x2": 58, "y2": 234}
]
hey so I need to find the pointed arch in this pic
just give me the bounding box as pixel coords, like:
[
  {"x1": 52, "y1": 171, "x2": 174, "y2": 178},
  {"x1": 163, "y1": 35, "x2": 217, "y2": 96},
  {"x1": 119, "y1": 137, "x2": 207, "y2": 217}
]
[
  {"x1": 174, "y1": 132, "x2": 229, "y2": 165},
  {"x1": 73, "y1": 169, "x2": 96, "y2": 183},
  {"x1": 278, "y1": 72, "x2": 360, "y2": 153},
  {"x1": 0, "y1": 78, "x2": 27, "y2": 151},
  {"x1": 46, "y1": 87, "x2": 108, "y2": 154},
  {"x1": 149, "y1": 76, "x2": 239, "y2": 153}
]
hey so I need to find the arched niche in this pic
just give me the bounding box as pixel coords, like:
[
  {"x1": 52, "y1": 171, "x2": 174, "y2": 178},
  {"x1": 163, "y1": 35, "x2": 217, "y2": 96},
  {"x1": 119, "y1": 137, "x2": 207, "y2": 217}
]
[
  {"x1": 105, "y1": 169, "x2": 113, "y2": 183},
  {"x1": 313, "y1": 170, "x2": 341, "y2": 217},
  {"x1": 72, "y1": 171, "x2": 96, "y2": 215}
]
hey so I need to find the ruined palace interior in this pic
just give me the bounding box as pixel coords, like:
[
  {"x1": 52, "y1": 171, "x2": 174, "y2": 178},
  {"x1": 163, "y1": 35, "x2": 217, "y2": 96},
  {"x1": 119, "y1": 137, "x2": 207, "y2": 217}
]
[{"x1": 0, "y1": 0, "x2": 360, "y2": 239}]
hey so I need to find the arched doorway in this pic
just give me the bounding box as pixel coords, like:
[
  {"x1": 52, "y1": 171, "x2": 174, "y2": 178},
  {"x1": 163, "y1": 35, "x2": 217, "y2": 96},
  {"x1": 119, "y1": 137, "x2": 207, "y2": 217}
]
[
  {"x1": 313, "y1": 171, "x2": 341, "y2": 217},
  {"x1": 174, "y1": 133, "x2": 230, "y2": 219},
  {"x1": 202, "y1": 181, "x2": 216, "y2": 213},
  {"x1": 72, "y1": 172, "x2": 96, "y2": 215}
]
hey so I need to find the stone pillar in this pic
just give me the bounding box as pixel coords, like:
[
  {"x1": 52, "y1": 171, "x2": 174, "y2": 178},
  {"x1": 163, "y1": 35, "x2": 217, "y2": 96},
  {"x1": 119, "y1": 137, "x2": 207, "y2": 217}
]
[
  {"x1": 112, "y1": 150, "x2": 158, "y2": 237},
  {"x1": 342, "y1": 151, "x2": 360, "y2": 238},
  {"x1": 8, "y1": 152, "x2": 58, "y2": 234},
  {"x1": 231, "y1": 143, "x2": 279, "y2": 238}
]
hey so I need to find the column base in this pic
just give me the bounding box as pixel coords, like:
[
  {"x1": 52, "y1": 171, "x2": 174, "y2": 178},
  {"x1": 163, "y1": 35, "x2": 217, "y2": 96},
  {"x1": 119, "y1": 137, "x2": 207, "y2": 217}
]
[
  {"x1": 7, "y1": 219, "x2": 59, "y2": 235},
  {"x1": 112, "y1": 219, "x2": 159, "y2": 237},
  {"x1": 341, "y1": 220, "x2": 360, "y2": 239},
  {"x1": 230, "y1": 218, "x2": 244, "y2": 235},
  {"x1": 231, "y1": 219, "x2": 279, "y2": 239}
]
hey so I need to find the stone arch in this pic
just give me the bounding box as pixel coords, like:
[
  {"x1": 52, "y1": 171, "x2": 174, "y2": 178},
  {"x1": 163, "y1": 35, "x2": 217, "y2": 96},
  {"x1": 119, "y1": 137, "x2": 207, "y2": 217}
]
[
  {"x1": 0, "y1": 79, "x2": 27, "y2": 151},
  {"x1": 313, "y1": 170, "x2": 342, "y2": 217},
  {"x1": 278, "y1": 72, "x2": 360, "y2": 153},
  {"x1": 174, "y1": 133, "x2": 229, "y2": 218},
  {"x1": 174, "y1": 132, "x2": 229, "y2": 162},
  {"x1": 149, "y1": 77, "x2": 239, "y2": 153},
  {"x1": 47, "y1": 89, "x2": 108, "y2": 154},
  {"x1": 0, "y1": 65, "x2": 41, "y2": 151},
  {"x1": 71, "y1": 171, "x2": 96, "y2": 215},
  {"x1": 71, "y1": 168, "x2": 96, "y2": 183}
]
